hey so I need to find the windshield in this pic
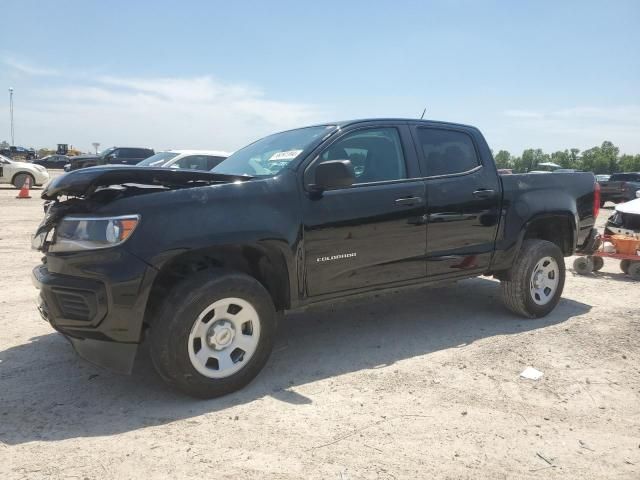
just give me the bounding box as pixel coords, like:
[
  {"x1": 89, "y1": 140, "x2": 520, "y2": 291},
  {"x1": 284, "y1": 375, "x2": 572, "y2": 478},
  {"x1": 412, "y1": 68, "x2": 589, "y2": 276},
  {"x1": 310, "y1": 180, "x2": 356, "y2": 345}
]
[
  {"x1": 212, "y1": 126, "x2": 336, "y2": 176},
  {"x1": 0, "y1": 154, "x2": 12, "y2": 164},
  {"x1": 137, "y1": 151, "x2": 180, "y2": 167},
  {"x1": 98, "y1": 147, "x2": 116, "y2": 158}
]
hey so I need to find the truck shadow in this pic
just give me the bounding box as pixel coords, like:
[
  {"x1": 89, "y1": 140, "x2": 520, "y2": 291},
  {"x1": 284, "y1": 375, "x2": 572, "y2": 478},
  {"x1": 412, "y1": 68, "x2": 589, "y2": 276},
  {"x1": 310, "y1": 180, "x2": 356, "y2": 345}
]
[{"x1": 0, "y1": 278, "x2": 591, "y2": 445}]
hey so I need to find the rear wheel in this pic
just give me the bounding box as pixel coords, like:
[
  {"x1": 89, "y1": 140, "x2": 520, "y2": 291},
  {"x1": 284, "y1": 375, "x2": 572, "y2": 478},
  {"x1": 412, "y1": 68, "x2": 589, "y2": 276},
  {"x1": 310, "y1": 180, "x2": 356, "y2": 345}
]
[
  {"x1": 573, "y1": 257, "x2": 593, "y2": 275},
  {"x1": 620, "y1": 260, "x2": 631, "y2": 274},
  {"x1": 501, "y1": 240, "x2": 566, "y2": 318},
  {"x1": 150, "y1": 269, "x2": 277, "y2": 398},
  {"x1": 12, "y1": 173, "x2": 34, "y2": 189},
  {"x1": 591, "y1": 256, "x2": 604, "y2": 271},
  {"x1": 629, "y1": 262, "x2": 640, "y2": 280}
]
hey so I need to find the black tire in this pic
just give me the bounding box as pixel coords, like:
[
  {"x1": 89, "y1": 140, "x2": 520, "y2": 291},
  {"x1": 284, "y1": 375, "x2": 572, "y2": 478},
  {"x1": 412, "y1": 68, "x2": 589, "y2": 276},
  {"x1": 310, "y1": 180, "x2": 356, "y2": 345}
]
[
  {"x1": 12, "y1": 172, "x2": 35, "y2": 189},
  {"x1": 629, "y1": 262, "x2": 640, "y2": 280},
  {"x1": 573, "y1": 257, "x2": 593, "y2": 275},
  {"x1": 591, "y1": 256, "x2": 604, "y2": 271},
  {"x1": 501, "y1": 240, "x2": 566, "y2": 318},
  {"x1": 149, "y1": 269, "x2": 277, "y2": 398},
  {"x1": 620, "y1": 260, "x2": 631, "y2": 274}
]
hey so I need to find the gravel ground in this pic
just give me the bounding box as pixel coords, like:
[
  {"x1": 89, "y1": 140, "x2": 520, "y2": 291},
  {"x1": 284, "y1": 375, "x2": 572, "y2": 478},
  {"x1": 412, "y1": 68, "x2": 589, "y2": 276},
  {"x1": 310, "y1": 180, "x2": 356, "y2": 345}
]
[{"x1": 0, "y1": 175, "x2": 638, "y2": 479}]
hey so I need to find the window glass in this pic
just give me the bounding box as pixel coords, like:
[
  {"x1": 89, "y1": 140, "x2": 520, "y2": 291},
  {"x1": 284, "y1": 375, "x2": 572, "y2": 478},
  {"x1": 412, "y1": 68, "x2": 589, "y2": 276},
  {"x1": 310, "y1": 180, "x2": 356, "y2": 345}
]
[
  {"x1": 416, "y1": 128, "x2": 479, "y2": 176},
  {"x1": 137, "y1": 151, "x2": 179, "y2": 166},
  {"x1": 205, "y1": 156, "x2": 227, "y2": 170},
  {"x1": 320, "y1": 128, "x2": 406, "y2": 183},
  {"x1": 214, "y1": 126, "x2": 335, "y2": 177},
  {"x1": 173, "y1": 155, "x2": 210, "y2": 170},
  {"x1": 611, "y1": 173, "x2": 640, "y2": 181}
]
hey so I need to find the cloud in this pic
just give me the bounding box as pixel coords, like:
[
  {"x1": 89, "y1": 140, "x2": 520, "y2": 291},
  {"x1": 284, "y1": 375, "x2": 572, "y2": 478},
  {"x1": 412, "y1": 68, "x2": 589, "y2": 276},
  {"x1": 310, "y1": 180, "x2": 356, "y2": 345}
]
[
  {"x1": 3, "y1": 57, "x2": 60, "y2": 76},
  {"x1": 7, "y1": 73, "x2": 326, "y2": 151}
]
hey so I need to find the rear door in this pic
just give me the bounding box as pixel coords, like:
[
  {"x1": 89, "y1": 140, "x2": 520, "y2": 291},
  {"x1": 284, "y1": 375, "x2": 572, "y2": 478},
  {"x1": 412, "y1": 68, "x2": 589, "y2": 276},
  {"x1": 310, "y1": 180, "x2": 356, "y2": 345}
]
[
  {"x1": 301, "y1": 123, "x2": 427, "y2": 297},
  {"x1": 410, "y1": 124, "x2": 501, "y2": 278}
]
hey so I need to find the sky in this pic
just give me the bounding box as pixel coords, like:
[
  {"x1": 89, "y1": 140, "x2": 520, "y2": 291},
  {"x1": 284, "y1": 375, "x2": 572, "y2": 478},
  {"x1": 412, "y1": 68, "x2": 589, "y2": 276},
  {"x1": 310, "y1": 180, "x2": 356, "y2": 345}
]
[{"x1": 1, "y1": 0, "x2": 639, "y2": 155}]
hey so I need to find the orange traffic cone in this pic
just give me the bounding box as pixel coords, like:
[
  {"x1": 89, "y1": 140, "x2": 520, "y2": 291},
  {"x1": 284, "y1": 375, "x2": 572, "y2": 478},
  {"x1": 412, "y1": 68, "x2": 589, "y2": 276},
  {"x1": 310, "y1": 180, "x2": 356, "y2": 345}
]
[{"x1": 16, "y1": 176, "x2": 32, "y2": 199}]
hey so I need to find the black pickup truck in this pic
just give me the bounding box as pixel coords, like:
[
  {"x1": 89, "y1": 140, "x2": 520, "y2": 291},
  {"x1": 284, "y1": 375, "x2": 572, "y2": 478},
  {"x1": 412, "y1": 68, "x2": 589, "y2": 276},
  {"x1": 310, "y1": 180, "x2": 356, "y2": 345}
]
[
  {"x1": 32, "y1": 119, "x2": 599, "y2": 398},
  {"x1": 65, "y1": 146, "x2": 155, "y2": 171},
  {"x1": 598, "y1": 172, "x2": 640, "y2": 205}
]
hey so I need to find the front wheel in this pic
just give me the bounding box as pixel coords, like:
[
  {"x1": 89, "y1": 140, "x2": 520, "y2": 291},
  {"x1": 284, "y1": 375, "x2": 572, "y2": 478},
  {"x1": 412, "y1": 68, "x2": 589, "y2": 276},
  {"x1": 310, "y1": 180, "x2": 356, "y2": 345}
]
[
  {"x1": 501, "y1": 240, "x2": 566, "y2": 318},
  {"x1": 150, "y1": 269, "x2": 277, "y2": 398},
  {"x1": 12, "y1": 173, "x2": 35, "y2": 189}
]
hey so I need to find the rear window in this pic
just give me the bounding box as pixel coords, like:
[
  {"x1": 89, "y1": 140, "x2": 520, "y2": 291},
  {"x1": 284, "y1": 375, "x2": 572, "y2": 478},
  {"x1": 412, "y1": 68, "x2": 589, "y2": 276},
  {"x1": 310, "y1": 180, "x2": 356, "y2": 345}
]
[{"x1": 611, "y1": 173, "x2": 640, "y2": 182}]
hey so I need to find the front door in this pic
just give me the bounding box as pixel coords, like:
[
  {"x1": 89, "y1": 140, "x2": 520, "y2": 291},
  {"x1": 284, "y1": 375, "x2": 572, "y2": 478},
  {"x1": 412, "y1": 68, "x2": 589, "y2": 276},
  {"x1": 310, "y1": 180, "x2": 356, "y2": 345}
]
[
  {"x1": 302, "y1": 125, "x2": 427, "y2": 297},
  {"x1": 411, "y1": 125, "x2": 501, "y2": 278}
]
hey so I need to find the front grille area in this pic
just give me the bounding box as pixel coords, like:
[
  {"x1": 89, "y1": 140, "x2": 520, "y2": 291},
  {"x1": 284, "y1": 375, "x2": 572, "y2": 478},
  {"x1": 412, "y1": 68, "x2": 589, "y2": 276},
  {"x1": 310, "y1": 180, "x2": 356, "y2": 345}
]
[{"x1": 51, "y1": 288, "x2": 97, "y2": 322}]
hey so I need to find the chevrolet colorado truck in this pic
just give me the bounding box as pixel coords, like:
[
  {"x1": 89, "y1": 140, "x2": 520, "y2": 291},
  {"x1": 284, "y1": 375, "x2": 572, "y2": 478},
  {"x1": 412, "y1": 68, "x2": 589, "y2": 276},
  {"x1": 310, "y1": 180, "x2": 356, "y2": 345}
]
[{"x1": 32, "y1": 119, "x2": 599, "y2": 398}]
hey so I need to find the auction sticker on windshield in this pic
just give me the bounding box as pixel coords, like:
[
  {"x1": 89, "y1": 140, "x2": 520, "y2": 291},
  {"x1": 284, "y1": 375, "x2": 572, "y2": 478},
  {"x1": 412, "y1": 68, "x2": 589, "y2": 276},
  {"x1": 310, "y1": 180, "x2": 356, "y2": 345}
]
[{"x1": 268, "y1": 150, "x2": 302, "y2": 162}]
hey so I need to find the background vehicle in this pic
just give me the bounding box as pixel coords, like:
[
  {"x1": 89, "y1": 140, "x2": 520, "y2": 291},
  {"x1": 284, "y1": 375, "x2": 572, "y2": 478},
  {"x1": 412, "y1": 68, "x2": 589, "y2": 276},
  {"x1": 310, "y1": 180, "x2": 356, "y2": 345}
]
[
  {"x1": 137, "y1": 150, "x2": 230, "y2": 170},
  {"x1": 599, "y1": 172, "x2": 640, "y2": 205},
  {"x1": 0, "y1": 154, "x2": 49, "y2": 188},
  {"x1": 32, "y1": 119, "x2": 599, "y2": 398},
  {"x1": 605, "y1": 198, "x2": 640, "y2": 236},
  {"x1": 0, "y1": 146, "x2": 36, "y2": 161},
  {"x1": 65, "y1": 147, "x2": 154, "y2": 171},
  {"x1": 32, "y1": 155, "x2": 70, "y2": 169}
]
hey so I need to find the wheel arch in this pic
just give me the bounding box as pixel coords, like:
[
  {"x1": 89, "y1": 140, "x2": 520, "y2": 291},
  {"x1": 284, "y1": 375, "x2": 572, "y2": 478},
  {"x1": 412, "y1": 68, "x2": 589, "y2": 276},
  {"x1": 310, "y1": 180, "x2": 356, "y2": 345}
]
[
  {"x1": 521, "y1": 213, "x2": 576, "y2": 256},
  {"x1": 11, "y1": 170, "x2": 35, "y2": 185},
  {"x1": 143, "y1": 242, "x2": 291, "y2": 328},
  {"x1": 490, "y1": 212, "x2": 577, "y2": 276}
]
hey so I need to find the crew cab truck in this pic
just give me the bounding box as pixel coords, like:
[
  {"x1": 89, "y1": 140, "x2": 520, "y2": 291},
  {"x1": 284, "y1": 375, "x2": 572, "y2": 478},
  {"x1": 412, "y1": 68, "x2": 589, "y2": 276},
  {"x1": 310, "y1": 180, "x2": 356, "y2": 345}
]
[
  {"x1": 599, "y1": 172, "x2": 640, "y2": 205},
  {"x1": 65, "y1": 147, "x2": 155, "y2": 171},
  {"x1": 32, "y1": 119, "x2": 599, "y2": 398}
]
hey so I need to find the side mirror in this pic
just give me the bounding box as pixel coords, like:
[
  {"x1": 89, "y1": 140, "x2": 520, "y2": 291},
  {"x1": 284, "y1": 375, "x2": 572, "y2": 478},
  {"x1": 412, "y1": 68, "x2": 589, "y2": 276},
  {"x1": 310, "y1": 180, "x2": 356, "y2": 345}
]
[{"x1": 312, "y1": 160, "x2": 355, "y2": 192}]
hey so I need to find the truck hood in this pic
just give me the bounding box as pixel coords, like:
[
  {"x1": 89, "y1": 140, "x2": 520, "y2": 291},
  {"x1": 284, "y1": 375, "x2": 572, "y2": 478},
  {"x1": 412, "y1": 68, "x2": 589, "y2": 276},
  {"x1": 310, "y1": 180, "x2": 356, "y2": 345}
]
[{"x1": 41, "y1": 166, "x2": 252, "y2": 200}]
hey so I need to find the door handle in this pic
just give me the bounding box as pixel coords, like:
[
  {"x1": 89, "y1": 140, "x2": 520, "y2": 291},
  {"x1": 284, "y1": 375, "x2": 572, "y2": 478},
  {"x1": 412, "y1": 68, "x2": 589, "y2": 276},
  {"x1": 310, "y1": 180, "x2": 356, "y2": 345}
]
[
  {"x1": 472, "y1": 189, "x2": 496, "y2": 199},
  {"x1": 395, "y1": 196, "x2": 424, "y2": 206}
]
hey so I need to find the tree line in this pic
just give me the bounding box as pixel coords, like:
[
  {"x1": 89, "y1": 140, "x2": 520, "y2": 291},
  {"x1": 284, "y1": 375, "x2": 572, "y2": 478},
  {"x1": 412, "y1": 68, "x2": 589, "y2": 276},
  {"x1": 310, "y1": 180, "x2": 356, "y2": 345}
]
[{"x1": 494, "y1": 141, "x2": 640, "y2": 174}]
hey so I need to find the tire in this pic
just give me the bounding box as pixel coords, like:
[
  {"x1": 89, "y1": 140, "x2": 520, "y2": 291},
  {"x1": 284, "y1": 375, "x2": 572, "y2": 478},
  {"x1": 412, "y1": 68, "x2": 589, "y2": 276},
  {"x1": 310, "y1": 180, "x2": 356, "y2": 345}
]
[
  {"x1": 149, "y1": 269, "x2": 277, "y2": 398},
  {"x1": 629, "y1": 262, "x2": 640, "y2": 280},
  {"x1": 591, "y1": 256, "x2": 604, "y2": 271},
  {"x1": 573, "y1": 257, "x2": 593, "y2": 275},
  {"x1": 12, "y1": 173, "x2": 35, "y2": 189},
  {"x1": 620, "y1": 260, "x2": 631, "y2": 274},
  {"x1": 501, "y1": 240, "x2": 566, "y2": 318}
]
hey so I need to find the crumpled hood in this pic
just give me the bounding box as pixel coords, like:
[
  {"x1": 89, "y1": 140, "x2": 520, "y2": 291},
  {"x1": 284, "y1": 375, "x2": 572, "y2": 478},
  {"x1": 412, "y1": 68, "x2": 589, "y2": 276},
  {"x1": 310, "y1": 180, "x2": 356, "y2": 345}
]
[{"x1": 41, "y1": 166, "x2": 251, "y2": 200}]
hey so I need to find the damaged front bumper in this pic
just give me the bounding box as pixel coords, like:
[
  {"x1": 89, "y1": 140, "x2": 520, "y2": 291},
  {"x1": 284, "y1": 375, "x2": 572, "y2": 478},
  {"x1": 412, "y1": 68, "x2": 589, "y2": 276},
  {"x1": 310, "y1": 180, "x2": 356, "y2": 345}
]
[{"x1": 31, "y1": 248, "x2": 157, "y2": 374}]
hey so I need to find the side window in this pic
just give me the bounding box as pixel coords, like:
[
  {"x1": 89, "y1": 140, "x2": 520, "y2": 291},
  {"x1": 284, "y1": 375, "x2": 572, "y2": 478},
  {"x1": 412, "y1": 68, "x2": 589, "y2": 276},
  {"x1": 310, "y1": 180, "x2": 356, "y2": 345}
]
[
  {"x1": 319, "y1": 127, "x2": 406, "y2": 184},
  {"x1": 205, "y1": 156, "x2": 226, "y2": 170},
  {"x1": 416, "y1": 128, "x2": 479, "y2": 177},
  {"x1": 174, "y1": 155, "x2": 209, "y2": 170}
]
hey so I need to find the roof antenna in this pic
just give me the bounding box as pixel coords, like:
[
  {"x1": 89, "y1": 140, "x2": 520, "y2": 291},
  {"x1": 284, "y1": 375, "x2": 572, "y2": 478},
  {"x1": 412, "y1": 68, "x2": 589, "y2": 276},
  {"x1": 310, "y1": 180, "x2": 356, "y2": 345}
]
[{"x1": 420, "y1": 107, "x2": 426, "y2": 119}]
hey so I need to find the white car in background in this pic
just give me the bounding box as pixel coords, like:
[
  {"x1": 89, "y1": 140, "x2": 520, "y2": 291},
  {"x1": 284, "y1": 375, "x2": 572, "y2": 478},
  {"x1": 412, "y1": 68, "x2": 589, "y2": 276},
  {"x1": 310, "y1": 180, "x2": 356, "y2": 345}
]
[
  {"x1": 137, "y1": 150, "x2": 230, "y2": 171},
  {"x1": 0, "y1": 154, "x2": 50, "y2": 188}
]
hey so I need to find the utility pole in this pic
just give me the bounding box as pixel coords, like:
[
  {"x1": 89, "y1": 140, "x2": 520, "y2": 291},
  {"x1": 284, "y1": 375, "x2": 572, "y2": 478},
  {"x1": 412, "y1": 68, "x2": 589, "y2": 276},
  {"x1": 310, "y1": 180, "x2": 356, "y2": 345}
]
[{"x1": 9, "y1": 87, "x2": 14, "y2": 146}]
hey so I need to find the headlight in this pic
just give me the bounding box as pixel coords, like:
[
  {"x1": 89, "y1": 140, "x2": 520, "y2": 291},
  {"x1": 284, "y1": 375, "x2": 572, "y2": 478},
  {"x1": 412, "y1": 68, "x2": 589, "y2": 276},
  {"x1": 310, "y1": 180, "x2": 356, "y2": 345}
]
[
  {"x1": 34, "y1": 165, "x2": 46, "y2": 172},
  {"x1": 49, "y1": 215, "x2": 140, "y2": 252}
]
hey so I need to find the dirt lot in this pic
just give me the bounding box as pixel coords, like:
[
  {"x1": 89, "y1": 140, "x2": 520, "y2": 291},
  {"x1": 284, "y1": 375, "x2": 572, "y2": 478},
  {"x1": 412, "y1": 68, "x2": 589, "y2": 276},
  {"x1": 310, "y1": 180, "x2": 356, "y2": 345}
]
[{"x1": 0, "y1": 176, "x2": 638, "y2": 479}]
